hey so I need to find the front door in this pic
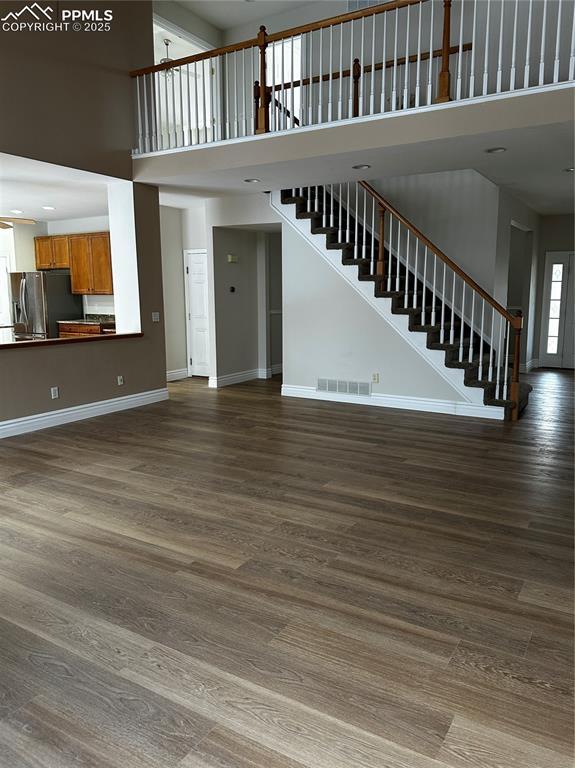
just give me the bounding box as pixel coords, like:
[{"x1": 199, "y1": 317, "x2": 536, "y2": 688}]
[
  {"x1": 184, "y1": 249, "x2": 210, "y2": 377},
  {"x1": 539, "y1": 251, "x2": 575, "y2": 369}
]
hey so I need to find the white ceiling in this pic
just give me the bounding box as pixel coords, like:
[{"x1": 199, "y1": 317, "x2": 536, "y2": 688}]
[
  {"x1": 138, "y1": 89, "x2": 575, "y2": 216},
  {"x1": 0, "y1": 153, "x2": 112, "y2": 222},
  {"x1": 175, "y1": 0, "x2": 310, "y2": 31}
]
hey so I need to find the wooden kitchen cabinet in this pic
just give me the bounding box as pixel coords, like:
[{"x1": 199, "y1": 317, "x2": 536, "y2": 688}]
[
  {"x1": 35, "y1": 235, "x2": 71, "y2": 269},
  {"x1": 69, "y1": 232, "x2": 113, "y2": 295}
]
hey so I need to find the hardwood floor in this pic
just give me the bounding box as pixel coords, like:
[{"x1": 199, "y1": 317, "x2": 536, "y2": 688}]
[{"x1": 0, "y1": 369, "x2": 572, "y2": 767}]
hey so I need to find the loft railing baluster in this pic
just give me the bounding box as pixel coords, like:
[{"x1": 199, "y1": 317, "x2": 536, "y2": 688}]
[
  {"x1": 554, "y1": 0, "x2": 563, "y2": 83},
  {"x1": 370, "y1": 13, "x2": 376, "y2": 114},
  {"x1": 290, "y1": 36, "x2": 295, "y2": 129},
  {"x1": 415, "y1": 2, "x2": 422, "y2": 106},
  {"x1": 496, "y1": 0, "x2": 504, "y2": 93},
  {"x1": 318, "y1": 28, "x2": 324, "y2": 124},
  {"x1": 339, "y1": 24, "x2": 344, "y2": 120},
  {"x1": 482, "y1": 0, "x2": 491, "y2": 96},
  {"x1": 427, "y1": 0, "x2": 434, "y2": 104},
  {"x1": 510, "y1": 0, "x2": 519, "y2": 90},
  {"x1": 360, "y1": 17, "x2": 365, "y2": 115},
  {"x1": 349, "y1": 20, "x2": 355, "y2": 118},
  {"x1": 539, "y1": 0, "x2": 549, "y2": 86},
  {"x1": 403, "y1": 4, "x2": 410, "y2": 109},
  {"x1": 328, "y1": 26, "x2": 334, "y2": 121},
  {"x1": 381, "y1": 11, "x2": 388, "y2": 112},
  {"x1": 393, "y1": 8, "x2": 399, "y2": 110},
  {"x1": 469, "y1": 0, "x2": 477, "y2": 97},
  {"x1": 456, "y1": 0, "x2": 464, "y2": 99},
  {"x1": 524, "y1": 0, "x2": 533, "y2": 88}
]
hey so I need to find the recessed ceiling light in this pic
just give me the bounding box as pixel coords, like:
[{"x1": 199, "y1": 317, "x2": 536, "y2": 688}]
[
  {"x1": 9, "y1": 209, "x2": 23, "y2": 214},
  {"x1": 563, "y1": 167, "x2": 575, "y2": 173},
  {"x1": 42, "y1": 205, "x2": 56, "y2": 210},
  {"x1": 243, "y1": 178, "x2": 260, "y2": 184},
  {"x1": 484, "y1": 147, "x2": 507, "y2": 154},
  {"x1": 352, "y1": 164, "x2": 371, "y2": 170}
]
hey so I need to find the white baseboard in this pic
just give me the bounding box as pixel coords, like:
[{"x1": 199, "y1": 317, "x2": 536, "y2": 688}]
[
  {"x1": 0, "y1": 388, "x2": 170, "y2": 440},
  {"x1": 166, "y1": 368, "x2": 188, "y2": 382},
  {"x1": 208, "y1": 369, "x2": 260, "y2": 388},
  {"x1": 281, "y1": 385, "x2": 505, "y2": 421},
  {"x1": 208, "y1": 366, "x2": 283, "y2": 388},
  {"x1": 520, "y1": 358, "x2": 539, "y2": 373}
]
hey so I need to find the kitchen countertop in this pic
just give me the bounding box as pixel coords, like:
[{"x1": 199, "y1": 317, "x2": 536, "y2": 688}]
[{"x1": 57, "y1": 319, "x2": 114, "y2": 326}]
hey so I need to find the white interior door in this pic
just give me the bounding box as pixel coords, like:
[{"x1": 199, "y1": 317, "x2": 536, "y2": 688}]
[
  {"x1": 184, "y1": 249, "x2": 210, "y2": 377},
  {"x1": 539, "y1": 251, "x2": 575, "y2": 369}
]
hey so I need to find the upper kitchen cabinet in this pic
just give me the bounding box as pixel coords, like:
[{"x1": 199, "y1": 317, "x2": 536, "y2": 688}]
[
  {"x1": 35, "y1": 235, "x2": 71, "y2": 269},
  {"x1": 69, "y1": 232, "x2": 113, "y2": 295}
]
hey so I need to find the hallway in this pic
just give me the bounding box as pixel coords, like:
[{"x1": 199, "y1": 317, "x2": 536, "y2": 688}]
[{"x1": 0, "y1": 370, "x2": 572, "y2": 767}]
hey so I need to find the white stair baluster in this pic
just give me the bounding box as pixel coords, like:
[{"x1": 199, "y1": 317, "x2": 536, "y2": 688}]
[
  {"x1": 468, "y1": 291, "x2": 475, "y2": 363},
  {"x1": 431, "y1": 253, "x2": 437, "y2": 325},
  {"x1": 387, "y1": 215, "x2": 393, "y2": 293},
  {"x1": 488, "y1": 306, "x2": 495, "y2": 382},
  {"x1": 440, "y1": 263, "x2": 446, "y2": 343},
  {"x1": 478, "y1": 298, "x2": 485, "y2": 380},
  {"x1": 381, "y1": 11, "x2": 388, "y2": 112},
  {"x1": 496, "y1": 314, "x2": 503, "y2": 397},
  {"x1": 403, "y1": 4, "x2": 410, "y2": 109},
  {"x1": 416, "y1": 1, "x2": 422, "y2": 106},
  {"x1": 395, "y1": 220, "x2": 401, "y2": 292},
  {"x1": 234, "y1": 53, "x2": 239, "y2": 137},
  {"x1": 468, "y1": 0, "x2": 477, "y2": 97},
  {"x1": 193, "y1": 63, "x2": 199, "y2": 145},
  {"x1": 450, "y1": 271, "x2": 456, "y2": 344},
  {"x1": 482, "y1": 0, "x2": 491, "y2": 96},
  {"x1": 570, "y1": 0, "x2": 575, "y2": 80},
  {"x1": 360, "y1": 17, "x2": 365, "y2": 115},
  {"x1": 510, "y1": 0, "x2": 519, "y2": 90},
  {"x1": 553, "y1": 0, "x2": 562, "y2": 83},
  {"x1": 340, "y1": 183, "x2": 345, "y2": 242},
  {"x1": 459, "y1": 282, "x2": 466, "y2": 362},
  {"x1": 421, "y1": 246, "x2": 428, "y2": 325},
  {"x1": 355, "y1": 183, "x2": 359, "y2": 260},
  {"x1": 308, "y1": 32, "x2": 313, "y2": 126},
  {"x1": 456, "y1": 0, "x2": 465, "y2": 100},
  {"x1": 427, "y1": 0, "x2": 434, "y2": 104},
  {"x1": 413, "y1": 240, "x2": 419, "y2": 310},
  {"x1": 393, "y1": 8, "x2": 399, "y2": 110},
  {"x1": 496, "y1": 0, "x2": 505, "y2": 93},
  {"x1": 328, "y1": 26, "x2": 333, "y2": 122},
  {"x1": 362, "y1": 187, "x2": 367, "y2": 260},
  {"x1": 346, "y1": 182, "x2": 351, "y2": 241},
  {"x1": 323, "y1": 185, "x2": 327, "y2": 228},
  {"x1": 339, "y1": 24, "x2": 344, "y2": 120},
  {"x1": 404, "y1": 230, "x2": 410, "y2": 308},
  {"x1": 504, "y1": 321, "x2": 511, "y2": 399},
  {"x1": 539, "y1": 0, "x2": 548, "y2": 85},
  {"x1": 524, "y1": 0, "x2": 533, "y2": 88},
  {"x1": 371, "y1": 196, "x2": 376, "y2": 274},
  {"x1": 203, "y1": 59, "x2": 209, "y2": 143},
  {"x1": 370, "y1": 14, "x2": 376, "y2": 115},
  {"x1": 349, "y1": 20, "x2": 354, "y2": 118},
  {"x1": 291, "y1": 36, "x2": 295, "y2": 129}
]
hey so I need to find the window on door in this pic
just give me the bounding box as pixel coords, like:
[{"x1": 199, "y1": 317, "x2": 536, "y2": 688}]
[{"x1": 546, "y1": 262, "x2": 564, "y2": 354}]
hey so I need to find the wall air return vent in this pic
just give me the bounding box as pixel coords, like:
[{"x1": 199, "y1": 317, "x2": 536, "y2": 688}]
[{"x1": 317, "y1": 379, "x2": 372, "y2": 396}]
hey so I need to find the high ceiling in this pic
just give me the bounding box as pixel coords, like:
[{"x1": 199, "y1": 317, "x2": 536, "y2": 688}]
[
  {"x1": 175, "y1": 0, "x2": 311, "y2": 31},
  {"x1": 0, "y1": 154, "x2": 112, "y2": 222}
]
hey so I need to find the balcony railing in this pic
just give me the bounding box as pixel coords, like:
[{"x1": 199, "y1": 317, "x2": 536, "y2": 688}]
[{"x1": 131, "y1": 0, "x2": 575, "y2": 155}]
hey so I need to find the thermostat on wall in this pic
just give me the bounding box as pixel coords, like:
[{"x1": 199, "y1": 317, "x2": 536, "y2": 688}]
[{"x1": 227, "y1": 253, "x2": 238, "y2": 263}]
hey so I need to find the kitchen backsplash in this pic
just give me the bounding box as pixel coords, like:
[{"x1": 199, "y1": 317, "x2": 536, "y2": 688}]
[
  {"x1": 83, "y1": 294, "x2": 115, "y2": 317},
  {"x1": 85, "y1": 314, "x2": 115, "y2": 323}
]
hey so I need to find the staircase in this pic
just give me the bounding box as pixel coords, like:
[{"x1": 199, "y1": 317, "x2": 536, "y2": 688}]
[{"x1": 276, "y1": 182, "x2": 531, "y2": 421}]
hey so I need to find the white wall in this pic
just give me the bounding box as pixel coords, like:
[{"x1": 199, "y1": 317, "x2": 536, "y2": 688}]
[
  {"x1": 12, "y1": 222, "x2": 48, "y2": 271},
  {"x1": 160, "y1": 206, "x2": 187, "y2": 374},
  {"x1": 282, "y1": 224, "x2": 461, "y2": 400},
  {"x1": 182, "y1": 204, "x2": 207, "y2": 250},
  {"x1": 46, "y1": 216, "x2": 109, "y2": 235},
  {"x1": 375, "y1": 170, "x2": 500, "y2": 296}
]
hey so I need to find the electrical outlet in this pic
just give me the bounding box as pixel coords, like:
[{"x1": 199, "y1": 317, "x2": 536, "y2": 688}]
[
  {"x1": 117, "y1": 375, "x2": 125, "y2": 386},
  {"x1": 372, "y1": 373, "x2": 380, "y2": 384},
  {"x1": 151, "y1": 311, "x2": 161, "y2": 323},
  {"x1": 50, "y1": 386, "x2": 59, "y2": 400}
]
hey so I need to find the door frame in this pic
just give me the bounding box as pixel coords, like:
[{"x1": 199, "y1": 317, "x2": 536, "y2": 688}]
[
  {"x1": 183, "y1": 248, "x2": 209, "y2": 378},
  {"x1": 538, "y1": 251, "x2": 574, "y2": 368}
]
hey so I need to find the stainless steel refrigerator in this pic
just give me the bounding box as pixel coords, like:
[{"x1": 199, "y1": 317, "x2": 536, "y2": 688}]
[{"x1": 9, "y1": 271, "x2": 83, "y2": 340}]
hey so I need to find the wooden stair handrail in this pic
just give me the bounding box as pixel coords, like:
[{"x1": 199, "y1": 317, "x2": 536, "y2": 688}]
[
  {"x1": 273, "y1": 98, "x2": 300, "y2": 126},
  {"x1": 130, "y1": 0, "x2": 428, "y2": 78},
  {"x1": 359, "y1": 181, "x2": 522, "y2": 329}
]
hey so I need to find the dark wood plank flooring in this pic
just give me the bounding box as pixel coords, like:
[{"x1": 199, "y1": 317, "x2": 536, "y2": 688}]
[{"x1": 0, "y1": 369, "x2": 572, "y2": 767}]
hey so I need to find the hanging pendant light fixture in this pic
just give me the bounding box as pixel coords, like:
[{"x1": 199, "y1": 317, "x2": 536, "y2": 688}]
[{"x1": 160, "y1": 38, "x2": 174, "y2": 77}]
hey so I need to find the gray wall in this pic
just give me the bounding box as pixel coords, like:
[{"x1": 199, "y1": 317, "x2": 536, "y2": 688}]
[
  {"x1": 0, "y1": 184, "x2": 167, "y2": 422},
  {"x1": 160, "y1": 206, "x2": 187, "y2": 374},
  {"x1": 0, "y1": 2, "x2": 167, "y2": 424},
  {"x1": 213, "y1": 228, "x2": 259, "y2": 377},
  {"x1": 0, "y1": 1, "x2": 153, "y2": 178}
]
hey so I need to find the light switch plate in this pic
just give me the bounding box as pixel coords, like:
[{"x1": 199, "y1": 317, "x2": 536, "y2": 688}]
[
  {"x1": 152, "y1": 311, "x2": 160, "y2": 323},
  {"x1": 50, "y1": 386, "x2": 59, "y2": 400}
]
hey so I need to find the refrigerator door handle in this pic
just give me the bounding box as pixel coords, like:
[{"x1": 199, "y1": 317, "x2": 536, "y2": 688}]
[{"x1": 19, "y1": 276, "x2": 29, "y2": 328}]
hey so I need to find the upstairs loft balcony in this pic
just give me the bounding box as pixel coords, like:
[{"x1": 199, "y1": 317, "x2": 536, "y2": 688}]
[{"x1": 130, "y1": 0, "x2": 575, "y2": 157}]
